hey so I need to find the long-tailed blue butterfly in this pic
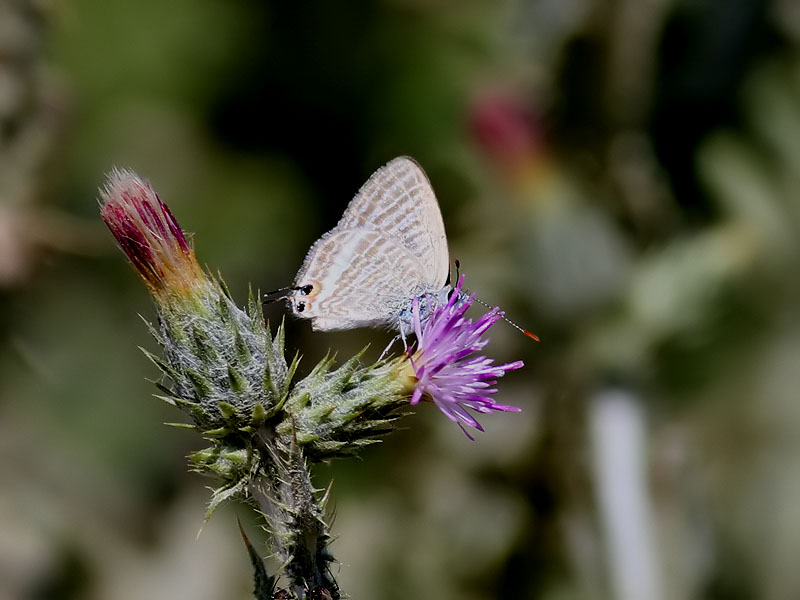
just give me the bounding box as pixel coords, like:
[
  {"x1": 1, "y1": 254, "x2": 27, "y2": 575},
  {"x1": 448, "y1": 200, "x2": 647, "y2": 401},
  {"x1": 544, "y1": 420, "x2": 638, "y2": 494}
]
[
  {"x1": 286, "y1": 157, "x2": 451, "y2": 338},
  {"x1": 269, "y1": 156, "x2": 537, "y2": 343}
]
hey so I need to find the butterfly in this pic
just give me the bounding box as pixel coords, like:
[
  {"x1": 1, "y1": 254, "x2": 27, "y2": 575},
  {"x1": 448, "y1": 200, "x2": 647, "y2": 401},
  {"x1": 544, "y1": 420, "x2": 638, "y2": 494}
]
[{"x1": 284, "y1": 156, "x2": 452, "y2": 340}]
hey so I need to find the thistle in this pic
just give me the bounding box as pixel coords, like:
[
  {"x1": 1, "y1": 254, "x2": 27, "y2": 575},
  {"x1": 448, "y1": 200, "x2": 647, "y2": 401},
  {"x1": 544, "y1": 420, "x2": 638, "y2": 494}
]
[
  {"x1": 99, "y1": 169, "x2": 525, "y2": 598},
  {"x1": 394, "y1": 275, "x2": 524, "y2": 439}
]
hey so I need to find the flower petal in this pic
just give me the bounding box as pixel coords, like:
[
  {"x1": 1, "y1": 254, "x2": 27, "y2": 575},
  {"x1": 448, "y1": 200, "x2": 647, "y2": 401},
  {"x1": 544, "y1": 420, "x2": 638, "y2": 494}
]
[{"x1": 406, "y1": 275, "x2": 525, "y2": 438}]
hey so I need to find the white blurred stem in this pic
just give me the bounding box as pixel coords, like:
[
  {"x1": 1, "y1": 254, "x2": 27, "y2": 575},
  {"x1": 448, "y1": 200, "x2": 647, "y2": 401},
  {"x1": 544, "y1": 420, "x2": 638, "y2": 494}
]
[{"x1": 589, "y1": 389, "x2": 664, "y2": 600}]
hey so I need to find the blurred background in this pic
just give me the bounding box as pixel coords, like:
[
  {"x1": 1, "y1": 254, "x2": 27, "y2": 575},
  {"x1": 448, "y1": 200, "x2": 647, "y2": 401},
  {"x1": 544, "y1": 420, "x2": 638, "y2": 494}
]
[{"x1": 2, "y1": 0, "x2": 800, "y2": 598}]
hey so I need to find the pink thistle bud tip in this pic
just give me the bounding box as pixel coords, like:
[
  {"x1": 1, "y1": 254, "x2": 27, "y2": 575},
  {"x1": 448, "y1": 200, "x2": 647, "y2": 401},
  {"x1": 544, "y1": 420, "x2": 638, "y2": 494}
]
[{"x1": 99, "y1": 169, "x2": 204, "y2": 294}]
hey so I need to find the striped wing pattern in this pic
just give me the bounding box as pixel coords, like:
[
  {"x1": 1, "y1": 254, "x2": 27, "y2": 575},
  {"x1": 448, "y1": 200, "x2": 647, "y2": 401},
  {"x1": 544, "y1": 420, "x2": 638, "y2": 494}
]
[
  {"x1": 290, "y1": 157, "x2": 450, "y2": 331},
  {"x1": 337, "y1": 157, "x2": 449, "y2": 287},
  {"x1": 294, "y1": 229, "x2": 430, "y2": 330}
]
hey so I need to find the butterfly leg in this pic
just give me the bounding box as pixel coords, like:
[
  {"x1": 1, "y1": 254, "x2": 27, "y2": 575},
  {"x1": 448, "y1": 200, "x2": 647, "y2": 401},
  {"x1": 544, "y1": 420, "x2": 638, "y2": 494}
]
[
  {"x1": 399, "y1": 320, "x2": 413, "y2": 352},
  {"x1": 379, "y1": 334, "x2": 402, "y2": 361}
]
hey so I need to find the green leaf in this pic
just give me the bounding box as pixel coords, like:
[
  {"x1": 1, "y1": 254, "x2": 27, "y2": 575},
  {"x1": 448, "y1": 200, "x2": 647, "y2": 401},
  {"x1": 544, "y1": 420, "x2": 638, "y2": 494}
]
[
  {"x1": 139, "y1": 347, "x2": 181, "y2": 382},
  {"x1": 163, "y1": 421, "x2": 197, "y2": 429},
  {"x1": 185, "y1": 368, "x2": 213, "y2": 399},
  {"x1": 238, "y1": 519, "x2": 276, "y2": 600},
  {"x1": 227, "y1": 366, "x2": 249, "y2": 394},
  {"x1": 204, "y1": 478, "x2": 248, "y2": 520},
  {"x1": 218, "y1": 400, "x2": 238, "y2": 420}
]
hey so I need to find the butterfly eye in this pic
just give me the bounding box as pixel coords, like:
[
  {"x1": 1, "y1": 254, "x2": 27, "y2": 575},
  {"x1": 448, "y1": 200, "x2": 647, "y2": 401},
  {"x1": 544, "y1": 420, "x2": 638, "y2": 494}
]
[{"x1": 296, "y1": 302, "x2": 306, "y2": 313}]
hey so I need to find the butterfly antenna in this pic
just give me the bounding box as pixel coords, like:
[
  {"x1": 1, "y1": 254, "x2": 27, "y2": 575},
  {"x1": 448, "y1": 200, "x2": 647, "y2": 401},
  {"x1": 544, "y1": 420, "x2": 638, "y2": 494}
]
[
  {"x1": 262, "y1": 286, "x2": 295, "y2": 304},
  {"x1": 471, "y1": 295, "x2": 540, "y2": 342}
]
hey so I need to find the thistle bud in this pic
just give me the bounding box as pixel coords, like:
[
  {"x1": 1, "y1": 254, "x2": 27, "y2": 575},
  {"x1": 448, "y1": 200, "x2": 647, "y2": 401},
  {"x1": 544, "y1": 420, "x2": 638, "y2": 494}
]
[
  {"x1": 99, "y1": 169, "x2": 291, "y2": 433},
  {"x1": 99, "y1": 169, "x2": 206, "y2": 298}
]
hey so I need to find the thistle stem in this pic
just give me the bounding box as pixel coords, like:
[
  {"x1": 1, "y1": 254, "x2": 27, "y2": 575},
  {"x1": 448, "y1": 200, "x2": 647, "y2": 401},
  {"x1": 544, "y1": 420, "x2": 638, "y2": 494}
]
[{"x1": 250, "y1": 427, "x2": 339, "y2": 599}]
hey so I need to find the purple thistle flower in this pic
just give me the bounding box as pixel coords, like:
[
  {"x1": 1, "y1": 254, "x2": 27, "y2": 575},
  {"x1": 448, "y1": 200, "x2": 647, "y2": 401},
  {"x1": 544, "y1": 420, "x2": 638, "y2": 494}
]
[
  {"x1": 99, "y1": 169, "x2": 205, "y2": 296},
  {"x1": 405, "y1": 275, "x2": 524, "y2": 439}
]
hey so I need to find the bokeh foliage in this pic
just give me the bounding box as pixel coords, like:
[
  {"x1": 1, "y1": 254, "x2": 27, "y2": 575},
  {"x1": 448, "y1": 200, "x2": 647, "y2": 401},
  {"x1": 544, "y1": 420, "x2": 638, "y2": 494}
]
[{"x1": 2, "y1": 0, "x2": 800, "y2": 598}]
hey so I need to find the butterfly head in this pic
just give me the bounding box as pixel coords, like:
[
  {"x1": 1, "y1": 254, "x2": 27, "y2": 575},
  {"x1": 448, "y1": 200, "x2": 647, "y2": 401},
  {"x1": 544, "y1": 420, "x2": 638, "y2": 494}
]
[{"x1": 289, "y1": 281, "x2": 319, "y2": 317}]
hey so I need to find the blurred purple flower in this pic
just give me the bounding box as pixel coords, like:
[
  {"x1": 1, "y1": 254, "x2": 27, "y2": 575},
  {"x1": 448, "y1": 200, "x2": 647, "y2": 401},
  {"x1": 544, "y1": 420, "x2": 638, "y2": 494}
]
[{"x1": 405, "y1": 276, "x2": 524, "y2": 439}]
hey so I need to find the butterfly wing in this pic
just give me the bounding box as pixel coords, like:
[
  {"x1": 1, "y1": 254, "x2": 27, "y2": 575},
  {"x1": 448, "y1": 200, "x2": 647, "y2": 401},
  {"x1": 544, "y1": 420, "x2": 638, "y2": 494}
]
[
  {"x1": 292, "y1": 227, "x2": 432, "y2": 331},
  {"x1": 336, "y1": 157, "x2": 449, "y2": 288}
]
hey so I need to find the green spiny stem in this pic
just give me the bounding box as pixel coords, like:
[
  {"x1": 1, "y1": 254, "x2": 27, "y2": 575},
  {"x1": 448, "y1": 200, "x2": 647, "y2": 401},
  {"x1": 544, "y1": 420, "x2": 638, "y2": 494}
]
[{"x1": 250, "y1": 428, "x2": 339, "y2": 599}]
